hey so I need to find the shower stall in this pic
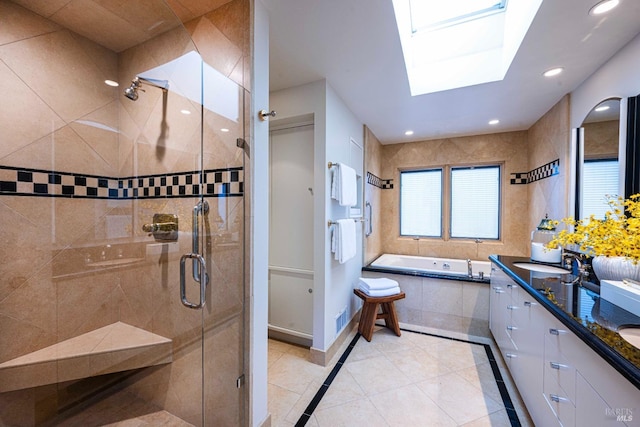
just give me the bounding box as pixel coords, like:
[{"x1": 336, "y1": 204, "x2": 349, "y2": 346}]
[{"x1": 0, "y1": 0, "x2": 249, "y2": 425}]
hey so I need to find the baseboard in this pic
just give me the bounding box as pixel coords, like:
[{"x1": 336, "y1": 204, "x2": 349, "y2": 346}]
[
  {"x1": 267, "y1": 327, "x2": 312, "y2": 347},
  {"x1": 309, "y1": 309, "x2": 360, "y2": 366}
]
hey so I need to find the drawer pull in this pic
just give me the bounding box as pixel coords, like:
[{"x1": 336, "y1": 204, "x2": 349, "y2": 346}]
[
  {"x1": 507, "y1": 325, "x2": 517, "y2": 331},
  {"x1": 507, "y1": 284, "x2": 518, "y2": 289},
  {"x1": 505, "y1": 353, "x2": 516, "y2": 358},
  {"x1": 549, "y1": 328, "x2": 563, "y2": 335},
  {"x1": 549, "y1": 362, "x2": 566, "y2": 370},
  {"x1": 494, "y1": 289, "x2": 505, "y2": 294},
  {"x1": 524, "y1": 301, "x2": 535, "y2": 307},
  {"x1": 507, "y1": 305, "x2": 518, "y2": 310},
  {"x1": 550, "y1": 394, "x2": 567, "y2": 403}
]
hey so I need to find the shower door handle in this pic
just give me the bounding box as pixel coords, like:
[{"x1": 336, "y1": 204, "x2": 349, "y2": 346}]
[
  {"x1": 365, "y1": 201, "x2": 372, "y2": 237},
  {"x1": 180, "y1": 253, "x2": 208, "y2": 309},
  {"x1": 192, "y1": 200, "x2": 209, "y2": 283}
]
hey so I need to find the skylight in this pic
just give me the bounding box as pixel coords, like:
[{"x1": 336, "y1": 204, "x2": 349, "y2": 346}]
[
  {"x1": 409, "y1": 0, "x2": 507, "y2": 32},
  {"x1": 393, "y1": 0, "x2": 543, "y2": 96}
]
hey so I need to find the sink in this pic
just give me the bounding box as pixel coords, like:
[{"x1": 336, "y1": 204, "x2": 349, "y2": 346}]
[
  {"x1": 513, "y1": 262, "x2": 570, "y2": 274},
  {"x1": 618, "y1": 326, "x2": 640, "y2": 350}
]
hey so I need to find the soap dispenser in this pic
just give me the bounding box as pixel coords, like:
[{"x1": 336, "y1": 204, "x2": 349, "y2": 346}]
[{"x1": 531, "y1": 214, "x2": 562, "y2": 263}]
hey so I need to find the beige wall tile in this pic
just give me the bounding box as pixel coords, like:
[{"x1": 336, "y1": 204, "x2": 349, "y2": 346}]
[
  {"x1": 8, "y1": 0, "x2": 69, "y2": 18},
  {"x1": 174, "y1": 0, "x2": 234, "y2": 19},
  {"x1": 364, "y1": 126, "x2": 384, "y2": 264},
  {"x1": 0, "y1": 0, "x2": 61, "y2": 46},
  {"x1": 189, "y1": 15, "x2": 242, "y2": 78},
  {"x1": 584, "y1": 120, "x2": 619, "y2": 158},
  {"x1": 0, "y1": 30, "x2": 114, "y2": 123},
  {"x1": 0, "y1": 1, "x2": 250, "y2": 423},
  {"x1": 527, "y1": 95, "x2": 571, "y2": 235},
  {"x1": 0, "y1": 60, "x2": 66, "y2": 160},
  {"x1": 374, "y1": 131, "x2": 529, "y2": 260}
]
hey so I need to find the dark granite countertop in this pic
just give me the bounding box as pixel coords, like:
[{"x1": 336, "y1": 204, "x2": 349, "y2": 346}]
[{"x1": 490, "y1": 255, "x2": 640, "y2": 390}]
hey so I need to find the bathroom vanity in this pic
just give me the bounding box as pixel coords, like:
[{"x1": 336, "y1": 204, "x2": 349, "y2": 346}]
[{"x1": 489, "y1": 255, "x2": 640, "y2": 427}]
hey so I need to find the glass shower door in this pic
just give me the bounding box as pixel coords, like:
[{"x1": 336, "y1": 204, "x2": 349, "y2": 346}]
[{"x1": 0, "y1": 1, "x2": 247, "y2": 425}]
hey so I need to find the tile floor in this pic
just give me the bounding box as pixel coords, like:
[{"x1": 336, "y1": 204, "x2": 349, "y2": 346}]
[{"x1": 268, "y1": 323, "x2": 534, "y2": 427}]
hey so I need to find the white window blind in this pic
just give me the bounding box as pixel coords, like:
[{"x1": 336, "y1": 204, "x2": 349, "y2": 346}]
[
  {"x1": 400, "y1": 169, "x2": 442, "y2": 237},
  {"x1": 450, "y1": 166, "x2": 500, "y2": 239},
  {"x1": 582, "y1": 159, "x2": 619, "y2": 220}
]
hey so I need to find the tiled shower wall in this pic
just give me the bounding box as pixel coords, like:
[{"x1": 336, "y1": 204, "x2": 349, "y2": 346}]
[{"x1": 0, "y1": 0, "x2": 248, "y2": 425}]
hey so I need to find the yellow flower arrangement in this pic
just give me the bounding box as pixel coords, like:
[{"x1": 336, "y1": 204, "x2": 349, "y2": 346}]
[{"x1": 546, "y1": 194, "x2": 640, "y2": 262}]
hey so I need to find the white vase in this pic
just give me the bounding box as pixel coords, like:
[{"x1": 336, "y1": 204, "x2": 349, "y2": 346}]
[{"x1": 591, "y1": 256, "x2": 640, "y2": 282}]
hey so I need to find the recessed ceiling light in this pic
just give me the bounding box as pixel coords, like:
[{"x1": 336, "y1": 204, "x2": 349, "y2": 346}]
[
  {"x1": 221, "y1": 128, "x2": 230, "y2": 133},
  {"x1": 180, "y1": 109, "x2": 191, "y2": 115},
  {"x1": 589, "y1": 0, "x2": 620, "y2": 16},
  {"x1": 595, "y1": 105, "x2": 610, "y2": 112},
  {"x1": 104, "y1": 80, "x2": 119, "y2": 87},
  {"x1": 488, "y1": 119, "x2": 500, "y2": 125},
  {"x1": 404, "y1": 130, "x2": 414, "y2": 136},
  {"x1": 543, "y1": 67, "x2": 563, "y2": 77}
]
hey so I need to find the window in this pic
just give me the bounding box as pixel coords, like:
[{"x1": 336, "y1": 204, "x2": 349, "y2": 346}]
[
  {"x1": 400, "y1": 165, "x2": 501, "y2": 239},
  {"x1": 409, "y1": 0, "x2": 507, "y2": 32},
  {"x1": 450, "y1": 166, "x2": 500, "y2": 239},
  {"x1": 582, "y1": 159, "x2": 619, "y2": 219},
  {"x1": 400, "y1": 169, "x2": 442, "y2": 237}
]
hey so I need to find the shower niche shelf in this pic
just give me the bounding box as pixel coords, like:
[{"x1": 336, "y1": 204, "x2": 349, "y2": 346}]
[{"x1": 0, "y1": 322, "x2": 172, "y2": 393}]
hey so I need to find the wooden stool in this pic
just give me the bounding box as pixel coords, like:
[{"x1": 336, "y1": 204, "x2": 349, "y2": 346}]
[{"x1": 354, "y1": 288, "x2": 405, "y2": 342}]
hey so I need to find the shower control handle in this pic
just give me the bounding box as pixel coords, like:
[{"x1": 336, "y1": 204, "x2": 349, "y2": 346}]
[{"x1": 180, "y1": 253, "x2": 208, "y2": 309}]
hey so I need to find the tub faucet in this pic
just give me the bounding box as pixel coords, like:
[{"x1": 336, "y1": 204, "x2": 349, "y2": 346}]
[{"x1": 467, "y1": 259, "x2": 473, "y2": 277}]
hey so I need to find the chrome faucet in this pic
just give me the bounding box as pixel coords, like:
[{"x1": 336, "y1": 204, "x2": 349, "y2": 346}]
[{"x1": 562, "y1": 253, "x2": 589, "y2": 285}]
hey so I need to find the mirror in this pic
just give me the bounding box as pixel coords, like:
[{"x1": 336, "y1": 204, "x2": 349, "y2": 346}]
[{"x1": 576, "y1": 97, "x2": 621, "y2": 220}]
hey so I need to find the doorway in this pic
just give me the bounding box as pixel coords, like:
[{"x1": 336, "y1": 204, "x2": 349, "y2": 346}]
[{"x1": 268, "y1": 121, "x2": 315, "y2": 346}]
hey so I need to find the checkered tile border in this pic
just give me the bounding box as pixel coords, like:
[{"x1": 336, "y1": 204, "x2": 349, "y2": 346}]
[
  {"x1": 510, "y1": 159, "x2": 559, "y2": 185},
  {"x1": 0, "y1": 166, "x2": 243, "y2": 199},
  {"x1": 366, "y1": 172, "x2": 393, "y2": 189}
]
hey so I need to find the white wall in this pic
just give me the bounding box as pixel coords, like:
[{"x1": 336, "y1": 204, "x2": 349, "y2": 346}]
[
  {"x1": 324, "y1": 84, "x2": 365, "y2": 348},
  {"x1": 270, "y1": 80, "x2": 364, "y2": 352},
  {"x1": 250, "y1": 0, "x2": 269, "y2": 425},
  {"x1": 571, "y1": 32, "x2": 640, "y2": 127}
]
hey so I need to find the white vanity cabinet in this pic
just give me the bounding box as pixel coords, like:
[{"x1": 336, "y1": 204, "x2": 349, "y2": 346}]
[
  {"x1": 489, "y1": 266, "x2": 514, "y2": 360},
  {"x1": 490, "y1": 262, "x2": 640, "y2": 427},
  {"x1": 490, "y1": 265, "x2": 555, "y2": 426}
]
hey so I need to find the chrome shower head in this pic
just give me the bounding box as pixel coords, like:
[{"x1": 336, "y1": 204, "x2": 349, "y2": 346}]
[
  {"x1": 123, "y1": 79, "x2": 141, "y2": 101},
  {"x1": 123, "y1": 77, "x2": 168, "y2": 101}
]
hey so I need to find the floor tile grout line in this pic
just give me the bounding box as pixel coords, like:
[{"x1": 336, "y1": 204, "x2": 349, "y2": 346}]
[
  {"x1": 399, "y1": 327, "x2": 522, "y2": 427},
  {"x1": 294, "y1": 332, "x2": 362, "y2": 427},
  {"x1": 294, "y1": 328, "x2": 521, "y2": 427}
]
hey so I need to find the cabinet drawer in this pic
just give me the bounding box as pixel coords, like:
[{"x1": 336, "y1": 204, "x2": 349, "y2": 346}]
[
  {"x1": 544, "y1": 334, "x2": 576, "y2": 404},
  {"x1": 544, "y1": 315, "x2": 581, "y2": 357},
  {"x1": 543, "y1": 367, "x2": 576, "y2": 427}
]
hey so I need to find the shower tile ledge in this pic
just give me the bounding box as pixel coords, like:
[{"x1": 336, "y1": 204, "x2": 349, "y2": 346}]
[{"x1": 0, "y1": 322, "x2": 172, "y2": 393}]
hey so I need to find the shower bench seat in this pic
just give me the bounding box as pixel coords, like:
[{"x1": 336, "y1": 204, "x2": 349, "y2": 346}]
[{"x1": 0, "y1": 322, "x2": 172, "y2": 393}]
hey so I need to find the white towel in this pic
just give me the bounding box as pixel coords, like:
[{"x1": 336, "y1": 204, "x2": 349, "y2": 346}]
[
  {"x1": 358, "y1": 277, "x2": 399, "y2": 291},
  {"x1": 358, "y1": 286, "x2": 401, "y2": 297},
  {"x1": 331, "y1": 219, "x2": 356, "y2": 264},
  {"x1": 331, "y1": 163, "x2": 357, "y2": 206}
]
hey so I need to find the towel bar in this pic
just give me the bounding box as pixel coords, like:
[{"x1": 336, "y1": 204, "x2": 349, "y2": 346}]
[{"x1": 328, "y1": 219, "x2": 365, "y2": 227}]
